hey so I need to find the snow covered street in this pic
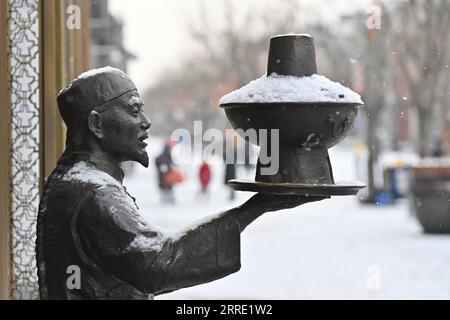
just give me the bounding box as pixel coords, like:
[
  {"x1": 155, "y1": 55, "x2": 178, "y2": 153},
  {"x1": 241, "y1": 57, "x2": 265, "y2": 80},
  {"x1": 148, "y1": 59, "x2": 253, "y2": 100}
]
[{"x1": 123, "y1": 138, "x2": 450, "y2": 299}]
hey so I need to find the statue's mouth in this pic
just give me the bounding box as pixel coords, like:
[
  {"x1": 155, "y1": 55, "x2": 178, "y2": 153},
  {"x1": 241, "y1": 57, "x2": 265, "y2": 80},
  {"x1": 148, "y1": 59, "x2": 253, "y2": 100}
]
[{"x1": 138, "y1": 133, "x2": 148, "y2": 148}]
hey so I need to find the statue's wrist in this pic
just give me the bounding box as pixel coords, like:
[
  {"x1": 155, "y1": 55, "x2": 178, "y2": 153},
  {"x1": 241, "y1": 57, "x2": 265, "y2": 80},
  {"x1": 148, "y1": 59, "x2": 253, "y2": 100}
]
[{"x1": 234, "y1": 202, "x2": 265, "y2": 231}]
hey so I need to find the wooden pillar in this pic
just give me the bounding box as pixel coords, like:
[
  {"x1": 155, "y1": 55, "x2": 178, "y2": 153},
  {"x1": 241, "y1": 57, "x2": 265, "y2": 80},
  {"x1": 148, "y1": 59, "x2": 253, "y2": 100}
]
[
  {"x1": 40, "y1": 0, "x2": 91, "y2": 181},
  {"x1": 71, "y1": 0, "x2": 91, "y2": 77},
  {"x1": 40, "y1": 0, "x2": 67, "y2": 182}
]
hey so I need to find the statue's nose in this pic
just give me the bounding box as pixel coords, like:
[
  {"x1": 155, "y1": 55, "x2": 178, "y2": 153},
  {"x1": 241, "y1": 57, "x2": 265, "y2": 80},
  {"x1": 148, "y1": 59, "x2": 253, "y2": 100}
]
[{"x1": 140, "y1": 113, "x2": 151, "y2": 130}]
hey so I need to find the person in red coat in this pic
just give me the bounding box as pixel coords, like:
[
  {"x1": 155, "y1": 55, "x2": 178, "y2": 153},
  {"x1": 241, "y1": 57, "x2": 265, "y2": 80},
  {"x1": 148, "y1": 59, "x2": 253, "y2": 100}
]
[{"x1": 198, "y1": 161, "x2": 212, "y2": 200}]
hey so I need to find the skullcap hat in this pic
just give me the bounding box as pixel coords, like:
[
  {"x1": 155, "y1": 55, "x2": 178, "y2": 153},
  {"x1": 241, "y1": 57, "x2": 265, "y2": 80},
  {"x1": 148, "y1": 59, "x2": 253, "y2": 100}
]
[{"x1": 57, "y1": 66, "x2": 137, "y2": 126}]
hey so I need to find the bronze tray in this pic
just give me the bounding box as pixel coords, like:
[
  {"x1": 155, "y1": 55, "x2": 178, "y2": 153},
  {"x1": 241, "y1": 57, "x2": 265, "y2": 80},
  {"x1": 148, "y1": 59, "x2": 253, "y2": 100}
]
[{"x1": 228, "y1": 179, "x2": 366, "y2": 196}]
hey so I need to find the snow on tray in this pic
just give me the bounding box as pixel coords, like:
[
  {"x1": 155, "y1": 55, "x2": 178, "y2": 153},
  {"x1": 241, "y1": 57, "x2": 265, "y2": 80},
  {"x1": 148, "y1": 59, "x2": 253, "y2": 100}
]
[{"x1": 220, "y1": 73, "x2": 363, "y2": 105}]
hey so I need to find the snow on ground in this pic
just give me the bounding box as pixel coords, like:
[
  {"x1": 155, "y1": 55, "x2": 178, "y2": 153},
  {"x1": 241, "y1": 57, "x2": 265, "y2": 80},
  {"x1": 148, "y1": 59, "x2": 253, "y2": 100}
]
[{"x1": 123, "y1": 137, "x2": 450, "y2": 300}]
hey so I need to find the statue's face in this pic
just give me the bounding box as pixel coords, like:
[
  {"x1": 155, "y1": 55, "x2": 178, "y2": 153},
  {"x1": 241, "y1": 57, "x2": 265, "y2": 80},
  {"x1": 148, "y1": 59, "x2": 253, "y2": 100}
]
[{"x1": 95, "y1": 90, "x2": 151, "y2": 167}]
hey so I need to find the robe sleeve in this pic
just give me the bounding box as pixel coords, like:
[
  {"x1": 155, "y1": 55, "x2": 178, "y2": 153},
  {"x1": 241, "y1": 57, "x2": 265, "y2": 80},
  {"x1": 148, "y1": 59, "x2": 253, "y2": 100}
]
[{"x1": 75, "y1": 184, "x2": 241, "y2": 295}]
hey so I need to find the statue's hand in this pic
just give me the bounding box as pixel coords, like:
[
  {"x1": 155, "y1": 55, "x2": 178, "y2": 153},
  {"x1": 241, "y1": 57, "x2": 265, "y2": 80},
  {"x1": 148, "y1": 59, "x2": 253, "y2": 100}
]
[{"x1": 244, "y1": 193, "x2": 329, "y2": 213}]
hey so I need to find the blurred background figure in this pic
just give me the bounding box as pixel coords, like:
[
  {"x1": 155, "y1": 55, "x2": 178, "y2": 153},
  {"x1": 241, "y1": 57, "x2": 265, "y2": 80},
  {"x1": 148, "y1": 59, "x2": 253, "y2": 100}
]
[
  {"x1": 223, "y1": 131, "x2": 239, "y2": 201},
  {"x1": 432, "y1": 139, "x2": 444, "y2": 158},
  {"x1": 224, "y1": 162, "x2": 236, "y2": 201},
  {"x1": 243, "y1": 139, "x2": 255, "y2": 173},
  {"x1": 197, "y1": 160, "x2": 212, "y2": 201},
  {"x1": 155, "y1": 140, "x2": 184, "y2": 204}
]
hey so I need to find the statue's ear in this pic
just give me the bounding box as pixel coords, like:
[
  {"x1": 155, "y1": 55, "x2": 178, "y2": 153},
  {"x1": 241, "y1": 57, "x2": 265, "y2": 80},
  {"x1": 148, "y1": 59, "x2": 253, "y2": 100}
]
[{"x1": 88, "y1": 110, "x2": 104, "y2": 139}]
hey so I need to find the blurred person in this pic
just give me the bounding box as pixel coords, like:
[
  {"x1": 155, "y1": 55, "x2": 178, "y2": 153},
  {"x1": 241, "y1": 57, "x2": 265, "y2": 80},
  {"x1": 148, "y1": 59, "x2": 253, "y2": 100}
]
[
  {"x1": 197, "y1": 160, "x2": 212, "y2": 201},
  {"x1": 155, "y1": 140, "x2": 179, "y2": 204},
  {"x1": 243, "y1": 139, "x2": 255, "y2": 173},
  {"x1": 223, "y1": 132, "x2": 238, "y2": 201},
  {"x1": 224, "y1": 163, "x2": 236, "y2": 201},
  {"x1": 432, "y1": 138, "x2": 444, "y2": 158}
]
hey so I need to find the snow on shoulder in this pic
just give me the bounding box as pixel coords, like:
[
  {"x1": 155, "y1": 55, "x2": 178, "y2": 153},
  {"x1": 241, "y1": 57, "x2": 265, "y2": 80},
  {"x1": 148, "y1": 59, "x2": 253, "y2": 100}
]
[
  {"x1": 61, "y1": 161, "x2": 121, "y2": 187},
  {"x1": 220, "y1": 73, "x2": 363, "y2": 105}
]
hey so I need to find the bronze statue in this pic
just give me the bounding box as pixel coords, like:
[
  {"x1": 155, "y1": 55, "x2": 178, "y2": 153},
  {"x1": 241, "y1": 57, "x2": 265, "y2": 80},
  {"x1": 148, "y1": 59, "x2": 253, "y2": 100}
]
[{"x1": 36, "y1": 67, "x2": 326, "y2": 300}]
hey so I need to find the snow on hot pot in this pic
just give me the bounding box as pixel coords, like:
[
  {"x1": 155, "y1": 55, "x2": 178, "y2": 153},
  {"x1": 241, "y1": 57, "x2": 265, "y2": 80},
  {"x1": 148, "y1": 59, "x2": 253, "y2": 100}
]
[{"x1": 220, "y1": 34, "x2": 365, "y2": 196}]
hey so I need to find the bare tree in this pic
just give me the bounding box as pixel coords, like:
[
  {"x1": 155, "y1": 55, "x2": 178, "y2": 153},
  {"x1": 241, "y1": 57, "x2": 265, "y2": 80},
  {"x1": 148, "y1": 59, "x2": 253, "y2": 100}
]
[
  {"x1": 145, "y1": 0, "x2": 305, "y2": 136},
  {"x1": 188, "y1": 0, "x2": 302, "y2": 87},
  {"x1": 313, "y1": 9, "x2": 391, "y2": 202},
  {"x1": 392, "y1": 0, "x2": 450, "y2": 157},
  {"x1": 360, "y1": 4, "x2": 393, "y2": 201}
]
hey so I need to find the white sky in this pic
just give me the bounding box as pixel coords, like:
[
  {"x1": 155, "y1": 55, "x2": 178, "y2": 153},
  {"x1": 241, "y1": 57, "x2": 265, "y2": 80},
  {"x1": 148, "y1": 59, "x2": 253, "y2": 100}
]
[{"x1": 109, "y1": 0, "x2": 370, "y2": 91}]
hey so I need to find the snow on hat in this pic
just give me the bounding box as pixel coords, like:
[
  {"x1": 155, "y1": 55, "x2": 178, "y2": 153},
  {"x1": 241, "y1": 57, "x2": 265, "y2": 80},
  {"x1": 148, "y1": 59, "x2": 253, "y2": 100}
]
[{"x1": 57, "y1": 66, "x2": 137, "y2": 126}]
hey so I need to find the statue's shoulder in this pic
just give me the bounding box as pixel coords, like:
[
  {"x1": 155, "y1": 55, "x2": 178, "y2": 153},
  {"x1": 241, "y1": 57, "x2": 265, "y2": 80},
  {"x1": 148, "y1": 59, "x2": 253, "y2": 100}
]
[
  {"x1": 58, "y1": 161, "x2": 139, "y2": 212},
  {"x1": 60, "y1": 161, "x2": 122, "y2": 189},
  {"x1": 42, "y1": 161, "x2": 123, "y2": 209}
]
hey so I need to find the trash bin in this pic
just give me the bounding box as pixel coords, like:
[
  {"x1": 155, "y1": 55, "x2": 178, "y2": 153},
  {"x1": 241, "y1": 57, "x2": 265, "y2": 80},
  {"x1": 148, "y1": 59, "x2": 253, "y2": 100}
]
[{"x1": 410, "y1": 167, "x2": 450, "y2": 234}]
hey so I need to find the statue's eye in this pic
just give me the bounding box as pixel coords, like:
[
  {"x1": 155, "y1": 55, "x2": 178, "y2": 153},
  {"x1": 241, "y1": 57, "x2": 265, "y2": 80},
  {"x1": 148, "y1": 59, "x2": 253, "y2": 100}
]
[{"x1": 131, "y1": 107, "x2": 140, "y2": 117}]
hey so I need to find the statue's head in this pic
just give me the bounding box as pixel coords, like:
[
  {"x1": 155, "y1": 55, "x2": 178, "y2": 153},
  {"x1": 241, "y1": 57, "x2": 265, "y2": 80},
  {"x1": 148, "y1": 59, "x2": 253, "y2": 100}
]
[{"x1": 57, "y1": 67, "x2": 151, "y2": 167}]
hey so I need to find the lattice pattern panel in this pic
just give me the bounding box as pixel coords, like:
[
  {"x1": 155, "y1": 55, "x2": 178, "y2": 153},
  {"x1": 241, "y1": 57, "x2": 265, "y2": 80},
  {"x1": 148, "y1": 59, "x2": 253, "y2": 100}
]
[{"x1": 8, "y1": 0, "x2": 40, "y2": 300}]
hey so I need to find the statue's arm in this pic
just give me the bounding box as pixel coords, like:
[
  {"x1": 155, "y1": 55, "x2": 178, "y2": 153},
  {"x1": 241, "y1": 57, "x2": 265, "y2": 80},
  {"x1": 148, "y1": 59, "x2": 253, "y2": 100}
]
[
  {"x1": 75, "y1": 186, "x2": 251, "y2": 295},
  {"x1": 76, "y1": 186, "x2": 325, "y2": 295}
]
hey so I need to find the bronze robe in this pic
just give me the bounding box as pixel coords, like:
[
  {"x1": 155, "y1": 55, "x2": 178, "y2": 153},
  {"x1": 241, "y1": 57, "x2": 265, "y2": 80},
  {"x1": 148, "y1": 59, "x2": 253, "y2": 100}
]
[{"x1": 37, "y1": 161, "x2": 241, "y2": 300}]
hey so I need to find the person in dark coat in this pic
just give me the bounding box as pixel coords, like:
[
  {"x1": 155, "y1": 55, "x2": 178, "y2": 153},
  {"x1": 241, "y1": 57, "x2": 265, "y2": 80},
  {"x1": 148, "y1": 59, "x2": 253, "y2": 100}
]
[
  {"x1": 155, "y1": 142, "x2": 175, "y2": 204},
  {"x1": 223, "y1": 134, "x2": 238, "y2": 200},
  {"x1": 224, "y1": 163, "x2": 236, "y2": 200}
]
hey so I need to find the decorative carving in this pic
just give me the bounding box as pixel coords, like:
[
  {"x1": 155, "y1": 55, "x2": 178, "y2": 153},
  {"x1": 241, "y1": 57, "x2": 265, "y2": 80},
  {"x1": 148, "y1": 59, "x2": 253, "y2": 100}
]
[
  {"x1": 8, "y1": 0, "x2": 40, "y2": 300},
  {"x1": 328, "y1": 114, "x2": 353, "y2": 139}
]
